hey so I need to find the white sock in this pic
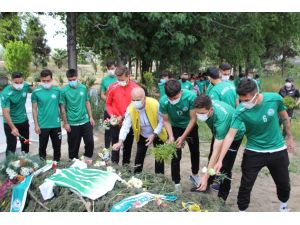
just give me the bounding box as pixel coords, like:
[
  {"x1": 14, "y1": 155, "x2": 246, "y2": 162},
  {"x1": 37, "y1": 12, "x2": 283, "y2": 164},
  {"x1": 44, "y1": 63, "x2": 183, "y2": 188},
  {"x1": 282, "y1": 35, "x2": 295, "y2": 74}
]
[{"x1": 280, "y1": 202, "x2": 288, "y2": 208}]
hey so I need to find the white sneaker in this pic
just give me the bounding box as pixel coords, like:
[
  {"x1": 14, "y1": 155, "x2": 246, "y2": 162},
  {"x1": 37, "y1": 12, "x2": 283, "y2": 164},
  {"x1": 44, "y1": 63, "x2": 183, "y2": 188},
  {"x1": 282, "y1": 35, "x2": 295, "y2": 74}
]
[
  {"x1": 279, "y1": 206, "x2": 289, "y2": 212},
  {"x1": 174, "y1": 183, "x2": 182, "y2": 194}
]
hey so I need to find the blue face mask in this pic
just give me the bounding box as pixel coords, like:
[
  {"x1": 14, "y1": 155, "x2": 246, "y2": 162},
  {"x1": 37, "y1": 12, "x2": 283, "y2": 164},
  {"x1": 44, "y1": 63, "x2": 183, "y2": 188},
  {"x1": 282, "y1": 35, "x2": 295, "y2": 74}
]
[
  {"x1": 69, "y1": 80, "x2": 78, "y2": 88},
  {"x1": 160, "y1": 79, "x2": 166, "y2": 84}
]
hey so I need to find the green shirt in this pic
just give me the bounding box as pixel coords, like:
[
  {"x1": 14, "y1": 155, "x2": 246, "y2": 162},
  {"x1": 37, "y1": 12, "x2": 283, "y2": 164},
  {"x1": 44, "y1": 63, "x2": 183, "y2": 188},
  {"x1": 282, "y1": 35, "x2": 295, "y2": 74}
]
[
  {"x1": 231, "y1": 93, "x2": 286, "y2": 152},
  {"x1": 207, "y1": 81, "x2": 237, "y2": 108},
  {"x1": 60, "y1": 83, "x2": 90, "y2": 126},
  {"x1": 100, "y1": 74, "x2": 117, "y2": 110},
  {"x1": 1, "y1": 83, "x2": 30, "y2": 124},
  {"x1": 158, "y1": 82, "x2": 166, "y2": 98},
  {"x1": 205, "y1": 100, "x2": 245, "y2": 141},
  {"x1": 31, "y1": 85, "x2": 61, "y2": 129},
  {"x1": 159, "y1": 89, "x2": 196, "y2": 128},
  {"x1": 179, "y1": 80, "x2": 193, "y2": 90},
  {"x1": 195, "y1": 80, "x2": 206, "y2": 94}
]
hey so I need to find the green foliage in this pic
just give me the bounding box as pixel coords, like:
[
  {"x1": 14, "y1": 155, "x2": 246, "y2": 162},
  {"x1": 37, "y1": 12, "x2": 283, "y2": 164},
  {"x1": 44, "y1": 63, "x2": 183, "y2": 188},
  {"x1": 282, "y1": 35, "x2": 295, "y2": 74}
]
[
  {"x1": 3, "y1": 41, "x2": 32, "y2": 78},
  {"x1": 91, "y1": 97, "x2": 105, "y2": 127},
  {"x1": 79, "y1": 73, "x2": 96, "y2": 89},
  {"x1": 0, "y1": 13, "x2": 22, "y2": 47},
  {"x1": 150, "y1": 143, "x2": 177, "y2": 163},
  {"x1": 52, "y1": 48, "x2": 67, "y2": 69},
  {"x1": 283, "y1": 96, "x2": 298, "y2": 110},
  {"x1": 54, "y1": 72, "x2": 65, "y2": 87},
  {"x1": 143, "y1": 71, "x2": 154, "y2": 94},
  {"x1": 24, "y1": 16, "x2": 51, "y2": 69}
]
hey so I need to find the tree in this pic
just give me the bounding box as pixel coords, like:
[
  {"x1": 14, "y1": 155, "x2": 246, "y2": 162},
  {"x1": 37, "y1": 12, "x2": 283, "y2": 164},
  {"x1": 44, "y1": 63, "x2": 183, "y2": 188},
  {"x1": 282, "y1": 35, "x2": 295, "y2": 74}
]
[
  {"x1": 67, "y1": 12, "x2": 77, "y2": 70},
  {"x1": 52, "y1": 48, "x2": 67, "y2": 69},
  {"x1": 24, "y1": 16, "x2": 51, "y2": 69},
  {"x1": 0, "y1": 13, "x2": 22, "y2": 47},
  {"x1": 4, "y1": 41, "x2": 32, "y2": 78}
]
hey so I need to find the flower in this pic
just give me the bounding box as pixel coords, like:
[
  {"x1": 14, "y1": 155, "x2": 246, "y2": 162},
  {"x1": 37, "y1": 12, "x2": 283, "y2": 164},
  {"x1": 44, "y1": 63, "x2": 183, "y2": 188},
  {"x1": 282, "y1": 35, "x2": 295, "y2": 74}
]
[
  {"x1": 94, "y1": 161, "x2": 106, "y2": 167},
  {"x1": 110, "y1": 116, "x2": 119, "y2": 126},
  {"x1": 20, "y1": 167, "x2": 31, "y2": 176},
  {"x1": 201, "y1": 167, "x2": 208, "y2": 174},
  {"x1": 106, "y1": 166, "x2": 116, "y2": 173},
  {"x1": 6, "y1": 168, "x2": 17, "y2": 180},
  {"x1": 98, "y1": 148, "x2": 111, "y2": 161},
  {"x1": 126, "y1": 176, "x2": 143, "y2": 189},
  {"x1": 10, "y1": 160, "x2": 21, "y2": 168},
  {"x1": 208, "y1": 168, "x2": 216, "y2": 176},
  {"x1": 33, "y1": 163, "x2": 39, "y2": 169}
]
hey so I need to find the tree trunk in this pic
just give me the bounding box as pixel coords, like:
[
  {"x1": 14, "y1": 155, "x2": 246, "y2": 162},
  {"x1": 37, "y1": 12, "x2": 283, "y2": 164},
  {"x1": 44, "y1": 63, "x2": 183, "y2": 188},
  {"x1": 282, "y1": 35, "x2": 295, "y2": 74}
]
[
  {"x1": 128, "y1": 58, "x2": 132, "y2": 74},
  {"x1": 135, "y1": 59, "x2": 139, "y2": 80},
  {"x1": 67, "y1": 12, "x2": 77, "y2": 71},
  {"x1": 239, "y1": 65, "x2": 242, "y2": 75},
  {"x1": 281, "y1": 55, "x2": 285, "y2": 77},
  {"x1": 141, "y1": 60, "x2": 151, "y2": 84}
]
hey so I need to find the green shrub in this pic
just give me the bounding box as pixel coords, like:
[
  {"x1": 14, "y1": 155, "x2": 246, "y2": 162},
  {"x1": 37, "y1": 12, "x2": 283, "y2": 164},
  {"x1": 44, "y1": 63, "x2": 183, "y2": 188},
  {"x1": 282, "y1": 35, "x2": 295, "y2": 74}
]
[
  {"x1": 3, "y1": 41, "x2": 32, "y2": 79},
  {"x1": 143, "y1": 72, "x2": 154, "y2": 95}
]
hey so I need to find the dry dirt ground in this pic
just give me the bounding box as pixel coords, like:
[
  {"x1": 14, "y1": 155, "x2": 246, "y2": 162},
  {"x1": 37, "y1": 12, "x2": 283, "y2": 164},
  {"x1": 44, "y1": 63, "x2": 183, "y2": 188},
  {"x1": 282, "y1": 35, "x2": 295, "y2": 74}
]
[{"x1": 5, "y1": 127, "x2": 299, "y2": 212}]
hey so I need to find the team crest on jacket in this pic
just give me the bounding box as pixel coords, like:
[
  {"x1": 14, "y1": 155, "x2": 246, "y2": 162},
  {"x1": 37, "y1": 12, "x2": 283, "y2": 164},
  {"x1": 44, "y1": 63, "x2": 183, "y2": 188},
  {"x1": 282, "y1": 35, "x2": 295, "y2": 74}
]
[
  {"x1": 51, "y1": 94, "x2": 57, "y2": 99},
  {"x1": 267, "y1": 108, "x2": 275, "y2": 116},
  {"x1": 80, "y1": 91, "x2": 84, "y2": 96}
]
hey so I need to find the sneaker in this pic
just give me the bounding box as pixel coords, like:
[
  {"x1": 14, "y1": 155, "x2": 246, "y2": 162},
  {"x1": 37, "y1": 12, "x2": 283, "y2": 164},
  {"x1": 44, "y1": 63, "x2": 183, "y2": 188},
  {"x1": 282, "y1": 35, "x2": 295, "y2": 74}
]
[
  {"x1": 280, "y1": 206, "x2": 289, "y2": 212},
  {"x1": 189, "y1": 175, "x2": 201, "y2": 187},
  {"x1": 211, "y1": 182, "x2": 220, "y2": 191},
  {"x1": 174, "y1": 183, "x2": 182, "y2": 195}
]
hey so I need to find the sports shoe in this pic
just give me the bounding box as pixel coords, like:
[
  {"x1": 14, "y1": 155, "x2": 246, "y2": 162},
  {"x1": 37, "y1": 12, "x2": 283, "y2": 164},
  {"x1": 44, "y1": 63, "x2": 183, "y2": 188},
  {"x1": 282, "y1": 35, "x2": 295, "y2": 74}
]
[
  {"x1": 211, "y1": 182, "x2": 220, "y2": 191},
  {"x1": 174, "y1": 183, "x2": 182, "y2": 195},
  {"x1": 84, "y1": 156, "x2": 93, "y2": 165},
  {"x1": 189, "y1": 175, "x2": 201, "y2": 187},
  {"x1": 279, "y1": 206, "x2": 289, "y2": 212}
]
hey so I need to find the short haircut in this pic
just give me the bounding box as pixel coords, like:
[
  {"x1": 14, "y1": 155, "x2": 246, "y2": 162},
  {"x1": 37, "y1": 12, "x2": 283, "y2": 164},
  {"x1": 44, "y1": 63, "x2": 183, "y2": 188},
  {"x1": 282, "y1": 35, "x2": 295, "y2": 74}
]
[
  {"x1": 160, "y1": 70, "x2": 172, "y2": 78},
  {"x1": 237, "y1": 78, "x2": 257, "y2": 96},
  {"x1": 194, "y1": 94, "x2": 212, "y2": 110},
  {"x1": 106, "y1": 60, "x2": 116, "y2": 68},
  {"x1": 255, "y1": 74, "x2": 260, "y2": 79},
  {"x1": 40, "y1": 69, "x2": 52, "y2": 78},
  {"x1": 219, "y1": 63, "x2": 231, "y2": 71},
  {"x1": 165, "y1": 79, "x2": 181, "y2": 98},
  {"x1": 11, "y1": 71, "x2": 23, "y2": 79},
  {"x1": 115, "y1": 66, "x2": 129, "y2": 76},
  {"x1": 207, "y1": 67, "x2": 219, "y2": 79},
  {"x1": 66, "y1": 69, "x2": 77, "y2": 78}
]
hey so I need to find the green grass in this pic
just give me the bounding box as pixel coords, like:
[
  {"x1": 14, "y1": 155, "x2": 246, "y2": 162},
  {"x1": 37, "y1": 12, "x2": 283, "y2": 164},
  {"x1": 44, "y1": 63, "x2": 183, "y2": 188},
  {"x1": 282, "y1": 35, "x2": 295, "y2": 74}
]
[{"x1": 260, "y1": 73, "x2": 300, "y2": 93}]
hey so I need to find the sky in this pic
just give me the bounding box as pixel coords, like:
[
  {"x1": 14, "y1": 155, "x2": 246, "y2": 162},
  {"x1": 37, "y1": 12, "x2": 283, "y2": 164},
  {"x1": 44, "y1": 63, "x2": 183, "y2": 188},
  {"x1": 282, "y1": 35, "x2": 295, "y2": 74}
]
[{"x1": 38, "y1": 14, "x2": 67, "y2": 51}]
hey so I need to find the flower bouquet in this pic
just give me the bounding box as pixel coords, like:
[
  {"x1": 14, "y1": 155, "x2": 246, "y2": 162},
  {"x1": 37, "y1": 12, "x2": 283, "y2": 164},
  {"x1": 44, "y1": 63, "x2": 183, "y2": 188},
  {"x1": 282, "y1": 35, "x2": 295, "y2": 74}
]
[
  {"x1": 19, "y1": 135, "x2": 31, "y2": 145},
  {"x1": 150, "y1": 143, "x2": 177, "y2": 163},
  {"x1": 101, "y1": 115, "x2": 119, "y2": 129},
  {"x1": 201, "y1": 167, "x2": 232, "y2": 183}
]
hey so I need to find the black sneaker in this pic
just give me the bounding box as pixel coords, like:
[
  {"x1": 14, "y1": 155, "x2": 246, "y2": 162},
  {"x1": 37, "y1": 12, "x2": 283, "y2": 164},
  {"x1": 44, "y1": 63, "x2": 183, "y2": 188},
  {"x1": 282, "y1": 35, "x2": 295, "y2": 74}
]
[{"x1": 211, "y1": 182, "x2": 220, "y2": 191}]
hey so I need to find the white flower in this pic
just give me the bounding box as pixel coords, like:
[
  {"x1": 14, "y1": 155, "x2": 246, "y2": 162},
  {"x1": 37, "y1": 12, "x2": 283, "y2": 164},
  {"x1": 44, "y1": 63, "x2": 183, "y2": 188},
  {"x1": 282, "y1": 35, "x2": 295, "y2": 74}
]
[
  {"x1": 106, "y1": 166, "x2": 116, "y2": 173},
  {"x1": 10, "y1": 160, "x2": 21, "y2": 168},
  {"x1": 94, "y1": 161, "x2": 106, "y2": 167},
  {"x1": 208, "y1": 168, "x2": 216, "y2": 176},
  {"x1": 110, "y1": 117, "x2": 119, "y2": 126},
  {"x1": 20, "y1": 167, "x2": 31, "y2": 176},
  {"x1": 80, "y1": 156, "x2": 85, "y2": 161},
  {"x1": 127, "y1": 177, "x2": 143, "y2": 189},
  {"x1": 6, "y1": 168, "x2": 17, "y2": 180},
  {"x1": 201, "y1": 167, "x2": 208, "y2": 174},
  {"x1": 33, "y1": 163, "x2": 39, "y2": 169}
]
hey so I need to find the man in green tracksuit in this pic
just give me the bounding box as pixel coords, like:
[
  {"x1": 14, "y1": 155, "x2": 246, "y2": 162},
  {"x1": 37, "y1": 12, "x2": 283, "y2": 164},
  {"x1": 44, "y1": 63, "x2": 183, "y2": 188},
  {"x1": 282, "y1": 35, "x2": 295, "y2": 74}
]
[
  {"x1": 31, "y1": 69, "x2": 62, "y2": 161},
  {"x1": 215, "y1": 78, "x2": 294, "y2": 212}
]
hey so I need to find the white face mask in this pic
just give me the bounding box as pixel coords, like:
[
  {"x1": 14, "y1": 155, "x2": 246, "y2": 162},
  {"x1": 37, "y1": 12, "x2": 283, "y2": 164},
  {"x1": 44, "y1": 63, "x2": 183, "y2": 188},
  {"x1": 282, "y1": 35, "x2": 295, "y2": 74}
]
[
  {"x1": 13, "y1": 83, "x2": 24, "y2": 91},
  {"x1": 118, "y1": 80, "x2": 127, "y2": 86},
  {"x1": 197, "y1": 112, "x2": 209, "y2": 122},
  {"x1": 168, "y1": 96, "x2": 181, "y2": 105},
  {"x1": 108, "y1": 69, "x2": 115, "y2": 76},
  {"x1": 42, "y1": 82, "x2": 52, "y2": 89},
  {"x1": 133, "y1": 100, "x2": 144, "y2": 110},
  {"x1": 285, "y1": 82, "x2": 292, "y2": 89},
  {"x1": 221, "y1": 75, "x2": 230, "y2": 81},
  {"x1": 242, "y1": 93, "x2": 258, "y2": 109}
]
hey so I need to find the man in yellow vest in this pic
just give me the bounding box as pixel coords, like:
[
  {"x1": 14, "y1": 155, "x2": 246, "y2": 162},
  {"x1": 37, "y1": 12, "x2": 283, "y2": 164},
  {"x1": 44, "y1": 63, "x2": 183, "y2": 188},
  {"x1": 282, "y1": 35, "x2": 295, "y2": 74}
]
[{"x1": 112, "y1": 87, "x2": 168, "y2": 174}]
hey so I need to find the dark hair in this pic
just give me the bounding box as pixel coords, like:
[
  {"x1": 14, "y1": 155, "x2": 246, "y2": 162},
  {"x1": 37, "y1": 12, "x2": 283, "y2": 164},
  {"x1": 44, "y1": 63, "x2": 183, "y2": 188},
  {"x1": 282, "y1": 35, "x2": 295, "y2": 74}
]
[
  {"x1": 160, "y1": 70, "x2": 172, "y2": 78},
  {"x1": 40, "y1": 69, "x2": 53, "y2": 78},
  {"x1": 255, "y1": 74, "x2": 260, "y2": 79},
  {"x1": 66, "y1": 69, "x2": 77, "y2": 78},
  {"x1": 219, "y1": 63, "x2": 231, "y2": 71},
  {"x1": 11, "y1": 71, "x2": 23, "y2": 79},
  {"x1": 229, "y1": 75, "x2": 234, "y2": 81},
  {"x1": 165, "y1": 79, "x2": 181, "y2": 98},
  {"x1": 237, "y1": 78, "x2": 257, "y2": 96},
  {"x1": 207, "y1": 67, "x2": 219, "y2": 79},
  {"x1": 106, "y1": 60, "x2": 116, "y2": 69},
  {"x1": 239, "y1": 73, "x2": 245, "y2": 78},
  {"x1": 115, "y1": 66, "x2": 129, "y2": 76},
  {"x1": 194, "y1": 94, "x2": 212, "y2": 110}
]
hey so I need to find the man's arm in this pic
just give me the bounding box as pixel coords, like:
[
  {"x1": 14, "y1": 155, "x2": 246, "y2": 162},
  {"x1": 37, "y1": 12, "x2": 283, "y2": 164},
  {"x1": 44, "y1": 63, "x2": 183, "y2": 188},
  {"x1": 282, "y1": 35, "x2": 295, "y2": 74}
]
[
  {"x1": 112, "y1": 111, "x2": 132, "y2": 150},
  {"x1": 86, "y1": 101, "x2": 95, "y2": 126},
  {"x1": 175, "y1": 109, "x2": 197, "y2": 148},
  {"x1": 2, "y1": 108, "x2": 19, "y2": 137},
  {"x1": 162, "y1": 114, "x2": 174, "y2": 143},
  {"x1": 60, "y1": 104, "x2": 71, "y2": 132},
  {"x1": 32, "y1": 103, "x2": 41, "y2": 134},
  {"x1": 278, "y1": 110, "x2": 295, "y2": 153}
]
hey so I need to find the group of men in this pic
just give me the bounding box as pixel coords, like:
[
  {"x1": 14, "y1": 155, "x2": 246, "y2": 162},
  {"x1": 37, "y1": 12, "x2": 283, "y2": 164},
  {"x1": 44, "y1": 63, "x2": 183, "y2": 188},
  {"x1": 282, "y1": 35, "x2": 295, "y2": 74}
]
[{"x1": 0, "y1": 60, "x2": 297, "y2": 212}]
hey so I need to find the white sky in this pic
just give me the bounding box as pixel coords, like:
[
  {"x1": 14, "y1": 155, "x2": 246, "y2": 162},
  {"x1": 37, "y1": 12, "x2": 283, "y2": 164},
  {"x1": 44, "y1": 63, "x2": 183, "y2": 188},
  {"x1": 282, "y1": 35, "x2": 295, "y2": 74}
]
[{"x1": 38, "y1": 14, "x2": 67, "y2": 51}]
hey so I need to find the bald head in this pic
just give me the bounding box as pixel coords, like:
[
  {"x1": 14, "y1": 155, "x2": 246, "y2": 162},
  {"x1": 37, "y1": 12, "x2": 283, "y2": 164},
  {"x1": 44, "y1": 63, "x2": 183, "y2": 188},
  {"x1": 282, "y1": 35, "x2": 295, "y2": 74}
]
[{"x1": 131, "y1": 87, "x2": 145, "y2": 100}]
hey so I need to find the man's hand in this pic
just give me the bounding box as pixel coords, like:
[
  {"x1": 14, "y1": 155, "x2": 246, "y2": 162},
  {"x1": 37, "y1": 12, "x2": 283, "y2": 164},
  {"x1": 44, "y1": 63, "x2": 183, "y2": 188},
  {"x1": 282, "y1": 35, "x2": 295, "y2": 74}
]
[
  {"x1": 166, "y1": 136, "x2": 175, "y2": 144},
  {"x1": 175, "y1": 136, "x2": 185, "y2": 148},
  {"x1": 145, "y1": 134, "x2": 155, "y2": 146},
  {"x1": 286, "y1": 136, "x2": 295, "y2": 153},
  {"x1": 214, "y1": 160, "x2": 223, "y2": 174},
  {"x1": 11, "y1": 127, "x2": 20, "y2": 137},
  {"x1": 63, "y1": 123, "x2": 71, "y2": 133},
  {"x1": 90, "y1": 118, "x2": 95, "y2": 126},
  {"x1": 197, "y1": 174, "x2": 208, "y2": 191},
  {"x1": 117, "y1": 116, "x2": 123, "y2": 126},
  {"x1": 34, "y1": 125, "x2": 41, "y2": 135},
  {"x1": 112, "y1": 142, "x2": 123, "y2": 151}
]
